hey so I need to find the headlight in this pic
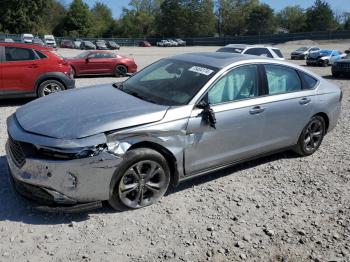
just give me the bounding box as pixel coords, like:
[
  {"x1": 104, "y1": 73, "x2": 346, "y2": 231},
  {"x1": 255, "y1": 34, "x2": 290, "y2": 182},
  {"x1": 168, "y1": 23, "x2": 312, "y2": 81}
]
[{"x1": 36, "y1": 144, "x2": 106, "y2": 159}]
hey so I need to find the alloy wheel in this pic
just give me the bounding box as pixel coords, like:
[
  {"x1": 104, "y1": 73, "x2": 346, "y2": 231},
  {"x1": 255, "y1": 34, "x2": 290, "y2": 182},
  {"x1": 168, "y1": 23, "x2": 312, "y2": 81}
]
[
  {"x1": 42, "y1": 82, "x2": 64, "y2": 96},
  {"x1": 118, "y1": 160, "x2": 168, "y2": 208},
  {"x1": 303, "y1": 118, "x2": 324, "y2": 152}
]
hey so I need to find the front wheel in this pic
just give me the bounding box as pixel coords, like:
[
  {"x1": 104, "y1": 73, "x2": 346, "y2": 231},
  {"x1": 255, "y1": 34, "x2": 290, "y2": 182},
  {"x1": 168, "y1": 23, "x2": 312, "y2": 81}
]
[
  {"x1": 37, "y1": 80, "x2": 65, "y2": 97},
  {"x1": 294, "y1": 116, "x2": 326, "y2": 156},
  {"x1": 108, "y1": 148, "x2": 171, "y2": 211}
]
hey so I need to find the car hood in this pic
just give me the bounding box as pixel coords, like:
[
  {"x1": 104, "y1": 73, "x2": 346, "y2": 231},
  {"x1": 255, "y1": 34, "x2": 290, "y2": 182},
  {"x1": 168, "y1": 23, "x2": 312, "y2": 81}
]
[
  {"x1": 292, "y1": 51, "x2": 305, "y2": 55},
  {"x1": 15, "y1": 85, "x2": 169, "y2": 139}
]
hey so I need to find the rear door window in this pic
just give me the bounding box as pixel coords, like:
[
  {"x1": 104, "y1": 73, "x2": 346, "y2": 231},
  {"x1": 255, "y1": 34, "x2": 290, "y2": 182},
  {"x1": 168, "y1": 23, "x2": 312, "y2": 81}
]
[
  {"x1": 5, "y1": 47, "x2": 37, "y2": 61},
  {"x1": 264, "y1": 64, "x2": 302, "y2": 95}
]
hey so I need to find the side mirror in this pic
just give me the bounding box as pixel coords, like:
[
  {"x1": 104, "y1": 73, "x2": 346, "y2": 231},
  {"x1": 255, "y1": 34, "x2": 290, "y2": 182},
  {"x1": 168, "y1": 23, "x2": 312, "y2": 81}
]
[{"x1": 196, "y1": 100, "x2": 216, "y2": 129}]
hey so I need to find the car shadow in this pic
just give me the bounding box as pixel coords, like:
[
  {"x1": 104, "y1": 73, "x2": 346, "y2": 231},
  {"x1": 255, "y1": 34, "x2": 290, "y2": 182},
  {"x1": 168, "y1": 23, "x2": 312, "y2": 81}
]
[
  {"x1": 167, "y1": 150, "x2": 299, "y2": 195},
  {"x1": 0, "y1": 150, "x2": 299, "y2": 224},
  {"x1": 323, "y1": 75, "x2": 350, "y2": 80},
  {"x1": 0, "y1": 98, "x2": 34, "y2": 107}
]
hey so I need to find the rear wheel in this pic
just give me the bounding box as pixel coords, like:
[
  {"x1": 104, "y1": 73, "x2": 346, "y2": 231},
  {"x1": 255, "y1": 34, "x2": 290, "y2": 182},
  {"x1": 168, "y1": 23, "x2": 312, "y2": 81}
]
[
  {"x1": 108, "y1": 148, "x2": 171, "y2": 211},
  {"x1": 294, "y1": 116, "x2": 326, "y2": 156},
  {"x1": 37, "y1": 80, "x2": 65, "y2": 97},
  {"x1": 114, "y1": 65, "x2": 128, "y2": 77}
]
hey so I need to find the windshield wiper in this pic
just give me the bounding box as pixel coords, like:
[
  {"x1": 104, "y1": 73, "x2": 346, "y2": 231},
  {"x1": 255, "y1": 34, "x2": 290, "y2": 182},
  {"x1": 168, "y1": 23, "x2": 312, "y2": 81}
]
[{"x1": 124, "y1": 89, "x2": 158, "y2": 104}]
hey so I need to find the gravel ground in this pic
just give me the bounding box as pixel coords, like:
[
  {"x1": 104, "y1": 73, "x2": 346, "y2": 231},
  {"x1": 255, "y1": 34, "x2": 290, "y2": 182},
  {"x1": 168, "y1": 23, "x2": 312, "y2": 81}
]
[{"x1": 0, "y1": 41, "x2": 349, "y2": 262}]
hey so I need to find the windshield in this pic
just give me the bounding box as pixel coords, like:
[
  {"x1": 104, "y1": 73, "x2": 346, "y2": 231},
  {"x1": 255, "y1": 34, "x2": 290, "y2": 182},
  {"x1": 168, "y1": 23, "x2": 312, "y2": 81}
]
[
  {"x1": 217, "y1": 47, "x2": 244, "y2": 54},
  {"x1": 296, "y1": 47, "x2": 308, "y2": 51},
  {"x1": 45, "y1": 36, "x2": 54, "y2": 40},
  {"x1": 122, "y1": 59, "x2": 218, "y2": 106},
  {"x1": 76, "y1": 51, "x2": 90, "y2": 58},
  {"x1": 24, "y1": 37, "x2": 33, "y2": 40}
]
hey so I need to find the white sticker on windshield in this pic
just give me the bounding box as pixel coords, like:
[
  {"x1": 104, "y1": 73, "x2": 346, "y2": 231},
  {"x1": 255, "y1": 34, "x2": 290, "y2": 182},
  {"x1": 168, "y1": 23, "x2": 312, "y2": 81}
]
[{"x1": 188, "y1": 66, "x2": 214, "y2": 76}]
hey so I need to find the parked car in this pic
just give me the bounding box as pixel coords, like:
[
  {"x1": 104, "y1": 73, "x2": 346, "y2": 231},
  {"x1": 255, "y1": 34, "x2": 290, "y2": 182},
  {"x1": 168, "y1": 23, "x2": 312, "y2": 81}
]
[
  {"x1": 95, "y1": 40, "x2": 108, "y2": 50},
  {"x1": 60, "y1": 39, "x2": 75, "y2": 49},
  {"x1": 44, "y1": 35, "x2": 57, "y2": 48},
  {"x1": 21, "y1": 33, "x2": 34, "y2": 44},
  {"x1": 167, "y1": 39, "x2": 178, "y2": 47},
  {"x1": 73, "y1": 39, "x2": 83, "y2": 49},
  {"x1": 106, "y1": 41, "x2": 120, "y2": 50},
  {"x1": 0, "y1": 42, "x2": 74, "y2": 98},
  {"x1": 175, "y1": 38, "x2": 186, "y2": 46},
  {"x1": 157, "y1": 40, "x2": 171, "y2": 47},
  {"x1": 217, "y1": 44, "x2": 285, "y2": 60},
  {"x1": 5, "y1": 52, "x2": 341, "y2": 212},
  {"x1": 139, "y1": 41, "x2": 151, "y2": 47},
  {"x1": 80, "y1": 41, "x2": 96, "y2": 50},
  {"x1": 332, "y1": 54, "x2": 350, "y2": 77},
  {"x1": 290, "y1": 46, "x2": 320, "y2": 60},
  {"x1": 66, "y1": 50, "x2": 137, "y2": 77},
  {"x1": 2, "y1": 38, "x2": 15, "y2": 43},
  {"x1": 306, "y1": 50, "x2": 345, "y2": 67},
  {"x1": 33, "y1": 37, "x2": 45, "y2": 46}
]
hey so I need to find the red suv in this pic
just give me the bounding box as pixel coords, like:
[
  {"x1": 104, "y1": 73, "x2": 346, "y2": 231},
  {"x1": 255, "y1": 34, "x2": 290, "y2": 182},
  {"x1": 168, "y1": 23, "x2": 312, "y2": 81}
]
[{"x1": 0, "y1": 43, "x2": 75, "y2": 98}]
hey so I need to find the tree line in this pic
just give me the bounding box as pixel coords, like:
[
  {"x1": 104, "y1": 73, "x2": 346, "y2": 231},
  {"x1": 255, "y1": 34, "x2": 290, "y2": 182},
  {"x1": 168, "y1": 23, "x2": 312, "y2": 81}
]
[{"x1": 0, "y1": 0, "x2": 349, "y2": 38}]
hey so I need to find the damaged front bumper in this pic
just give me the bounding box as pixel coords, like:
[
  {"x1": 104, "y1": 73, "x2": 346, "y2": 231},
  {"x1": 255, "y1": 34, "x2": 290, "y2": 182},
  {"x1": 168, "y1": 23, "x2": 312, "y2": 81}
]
[{"x1": 5, "y1": 139, "x2": 123, "y2": 212}]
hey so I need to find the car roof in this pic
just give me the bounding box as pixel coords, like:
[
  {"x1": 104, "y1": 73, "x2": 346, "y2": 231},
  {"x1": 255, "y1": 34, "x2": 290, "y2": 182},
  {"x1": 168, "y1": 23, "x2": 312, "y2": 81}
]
[
  {"x1": 0, "y1": 42, "x2": 53, "y2": 51},
  {"x1": 171, "y1": 52, "x2": 271, "y2": 69},
  {"x1": 171, "y1": 52, "x2": 320, "y2": 79}
]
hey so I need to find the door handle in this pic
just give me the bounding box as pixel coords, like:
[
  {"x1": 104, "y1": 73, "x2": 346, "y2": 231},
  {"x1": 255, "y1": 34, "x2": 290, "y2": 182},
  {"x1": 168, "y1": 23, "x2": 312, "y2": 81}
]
[
  {"x1": 299, "y1": 97, "x2": 311, "y2": 105},
  {"x1": 249, "y1": 106, "x2": 265, "y2": 115},
  {"x1": 28, "y1": 64, "x2": 39, "y2": 68}
]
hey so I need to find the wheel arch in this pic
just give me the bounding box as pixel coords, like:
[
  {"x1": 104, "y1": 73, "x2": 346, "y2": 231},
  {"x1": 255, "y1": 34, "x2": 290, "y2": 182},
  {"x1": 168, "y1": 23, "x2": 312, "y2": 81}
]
[
  {"x1": 35, "y1": 73, "x2": 68, "y2": 95},
  {"x1": 128, "y1": 141, "x2": 180, "y2": 186},
  {"x1": 313, "y1": 112, "x2": 329, "y2": 133}
]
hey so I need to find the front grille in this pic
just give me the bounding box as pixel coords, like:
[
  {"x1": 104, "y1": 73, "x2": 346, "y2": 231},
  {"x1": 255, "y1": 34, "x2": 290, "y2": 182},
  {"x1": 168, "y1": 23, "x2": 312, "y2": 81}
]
[
  {"x1": 336, "y1": 63, "x2": 350, "y2": 69},
  {"x1": 8, "y1": 135, "x2": 26, "y2": 168}
]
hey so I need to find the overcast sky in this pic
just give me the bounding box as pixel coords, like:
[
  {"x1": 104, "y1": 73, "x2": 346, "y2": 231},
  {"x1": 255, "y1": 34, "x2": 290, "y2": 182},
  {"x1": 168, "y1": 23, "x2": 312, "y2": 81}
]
[{"x1": 65, "y1": 0, "x2": 349, "y2": 18}]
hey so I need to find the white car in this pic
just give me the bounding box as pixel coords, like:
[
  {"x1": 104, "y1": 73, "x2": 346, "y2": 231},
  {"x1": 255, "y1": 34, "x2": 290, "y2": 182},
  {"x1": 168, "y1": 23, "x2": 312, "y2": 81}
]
[
  {"x1": 20, "y1": 33, "x2": 34, "y2": 44},
  {"x1": 217, "y1": 44, "x2": 285, "y2": 60},
  {"x1": 44, "y1": 35, "x2": 57, "y2": 48}
]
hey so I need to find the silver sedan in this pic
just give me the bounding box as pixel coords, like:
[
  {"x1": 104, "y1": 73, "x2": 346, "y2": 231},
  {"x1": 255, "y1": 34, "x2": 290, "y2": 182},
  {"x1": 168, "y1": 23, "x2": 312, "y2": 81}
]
[{"x1": 6, "y1": 52, "x2": 342, "y2": 212}]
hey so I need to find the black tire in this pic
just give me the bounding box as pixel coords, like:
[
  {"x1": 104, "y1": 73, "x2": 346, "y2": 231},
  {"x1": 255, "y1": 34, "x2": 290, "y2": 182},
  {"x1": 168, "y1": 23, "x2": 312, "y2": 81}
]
[
  {"x1": 332, "y1": 72, "x2": 340, "y2": 78},
  {"x1": 71, "y1": 67, "x2": 76, "y2": 77},
  {"x1": 114, "y1": 64, "x2": 128, "y2": 77},
  {"x1": 37, "y1": 79, "x2": 65, "y2": 97},
  {"x1": 294, "y1": 116, "x2": 326, "y2": 156},
  {"x1": 108, "y1": 148, "x2": 171, "y2": 211}
]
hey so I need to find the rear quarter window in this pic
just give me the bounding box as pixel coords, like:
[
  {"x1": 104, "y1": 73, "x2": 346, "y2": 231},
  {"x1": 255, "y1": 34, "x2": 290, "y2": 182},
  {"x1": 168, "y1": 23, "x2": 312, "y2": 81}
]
[
  {"x1": 272, "y1": 49, "x2": 284, "y2": 58},
  {"x1": 299, "y1": 71, "x2": 318, "y2": 90},
  {"x1": 35, "y1": 50, "x2": 47, "y2": 59}
]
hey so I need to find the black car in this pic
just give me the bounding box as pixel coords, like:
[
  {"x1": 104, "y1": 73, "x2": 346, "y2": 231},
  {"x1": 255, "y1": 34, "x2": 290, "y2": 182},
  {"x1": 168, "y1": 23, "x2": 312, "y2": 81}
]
[
  {"x1": 332, "y1": 54, "x2": 350, "y2": 77},
  {"x1": 106, "y1": 41, "x2": 120, "y2": 50},
  {"x1": 95, "y1": 40, "x2": 108, "y2": 50},
  {"x1": 80, "y1": 41, "x2": 96, "y2": 50},
  {"x1": 60, "y1": 39, "x2": 75, "y2": 49}
]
